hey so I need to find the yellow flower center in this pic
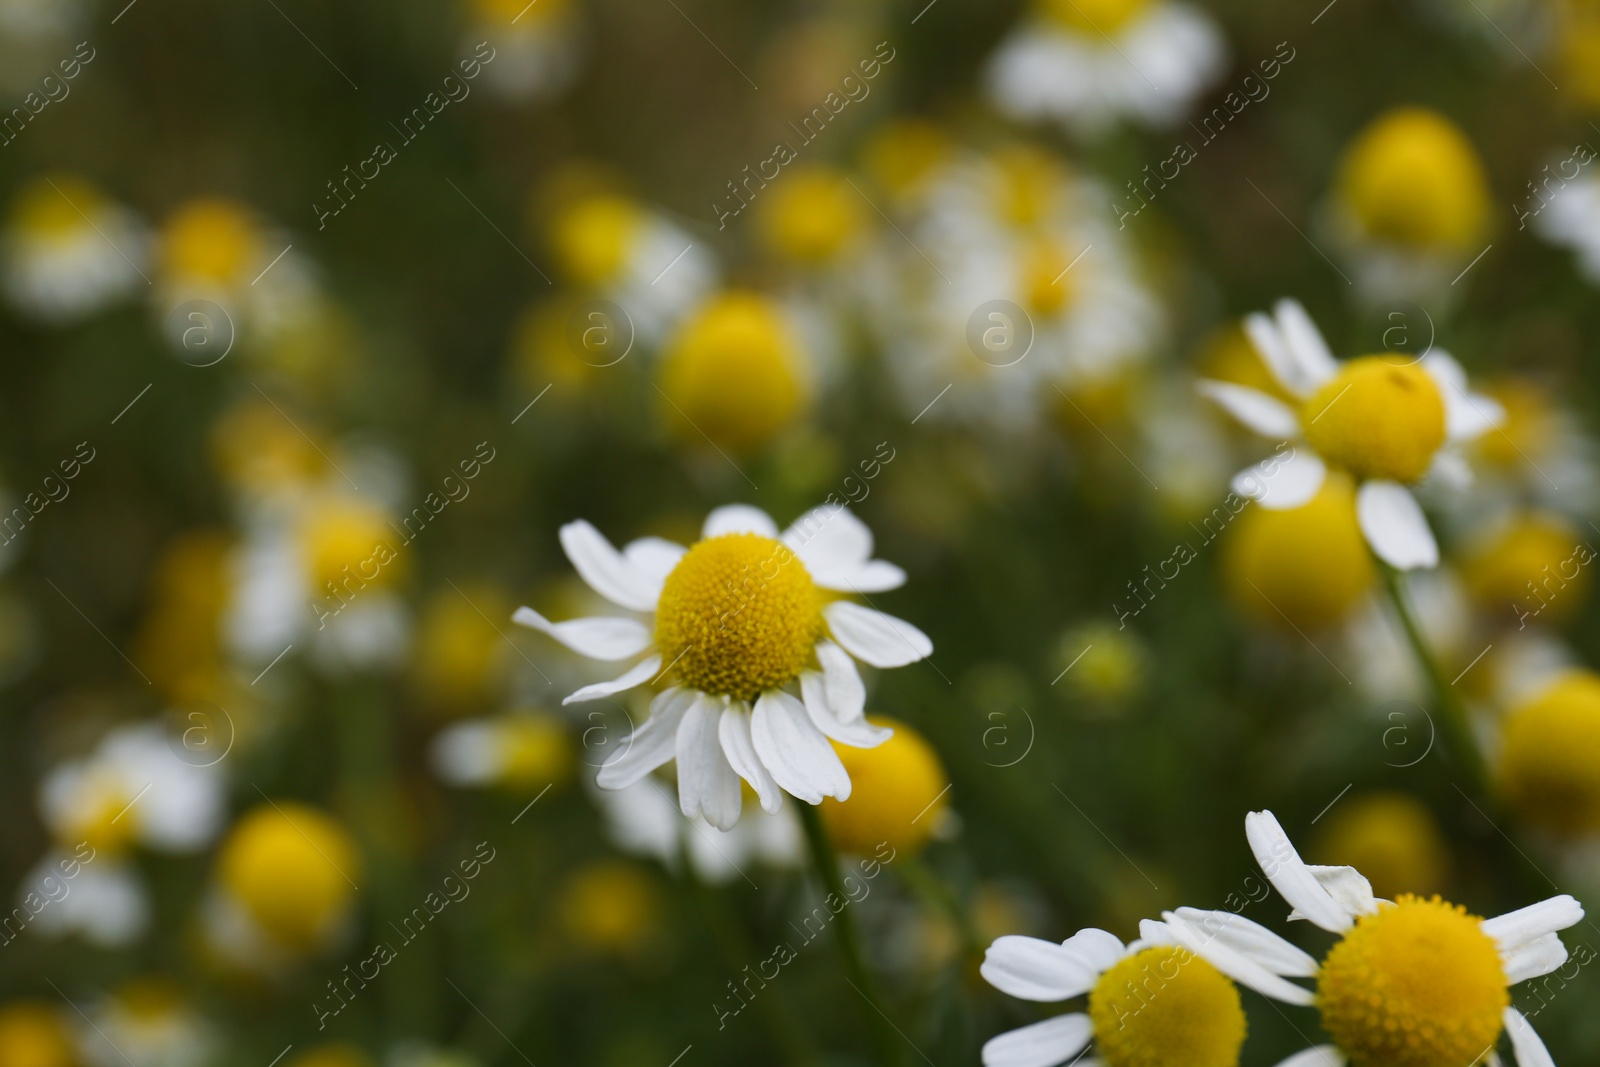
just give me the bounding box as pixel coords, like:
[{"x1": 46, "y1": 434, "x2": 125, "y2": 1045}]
[
  {"x1": 657, "y1": 292, "x2": 807, "y2": 453},
  {"x1": 299, "y1": 499, "x2": 402, "y2": 593},
  {"x1": 1312, "y1": 791, "x2": 1448, "y2": 900},
  {"x1": 550, "y1": 195, "x2": 640, "y2": 287},
  {"x1": 1337, "y1": 108, "x2": 1491, "y2": 252},
  {"x1": 498, "y1": 714, "x2": 574, "y2": 788},
  {"x1": 560, "y1": 861, "x2": 659, "y2": 954},
  {"x1": 473, "y1": 0, "x2": 569, "y2": 24},
  {"x1": 654, "y1": 532, "x2": 823, "y2": 700},
  {"x1": 1087, "y1": 946, "x2": 1247, "y2": 1067},
  {"x1": 0, "y1": 1003, "x2": 76, "y2": 1067},
  {"x1": 10, "y1": 175, "x2": 105, "y2": 241},
  {"x1": 1038, "y1": 0, "x2": 1153, "y2": 34},
  {"x1": 991, "y1": 146, "x2": 1065, "y2": 227},
  {"x1": 760, "y1": 168, "x2": 864, "y2": 265},
  {"x1": 220, "y1": 803, "x2": 360, "y2": 949},
  {"x1": 66, "y1": 771, "x2": 142, "y2": 854},
  {"x1": 1498, "y1": 670, "x2": 1600, "y2": 835},
  {"x1": 1317, "y1": 896, "x2": 1508, "y2": 1067},
  {"x1": 1019, "y1": 236, "x2": 1078, "y2": 315},
  {"x1": 1473, "y1": 379, "x2": 1553, "y2": 470},
  {"x1": 1460, "y1": 513, "x2": 1587, "y2": 622},
  {"x1": 862, "y1": 120, "x2": 950, "y2": 201},
  {"x1": 1301, "y1": 357, "x2": 1446, "y2": 483},
  {"x1": 160, "y1": 198, "x2": 262, "y2": 286},
  {"x1": 822, "y1": 716, "x2": 947, "y2": 855}
]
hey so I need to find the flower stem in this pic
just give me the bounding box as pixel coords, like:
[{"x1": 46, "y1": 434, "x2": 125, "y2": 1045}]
[
  {"x1": 1377, "y1": 562, "x2": 1489, "y2": 792},
  {"x1": 796, "y1": 802, "x2": 912, "y2": 1067}
]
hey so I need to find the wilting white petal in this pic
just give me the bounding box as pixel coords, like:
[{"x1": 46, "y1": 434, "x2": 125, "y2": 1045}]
[
  {"x1": 1231, "y1": 449, "x2": 1326, "y2": 509},
  {"x1": 1501, "y1": 932, "x2": 1568, "y2": 983},
  {"x1": 800, "y1": 672, "x2": 892, "y2": 748},
  {"x1": 559, "y1": 520, "x2": 660, "y2": 611},
  {"x1": 512, "y1": 606, "x2": 653, "y2": 661},
  {"x1": 595, "y1": 687, "x2": 696, "y2": 789},
  {"x1": 703, "y1": 504, "x2": 779, "y2": 539},
  {"x1": 719, "y1": 707, "x2": 782, "y2": 815},
  {"x1": 980, "y1": 937, "x2": 1099, "y2": 1001},
  {"x1": 677, "y1": 695, "x2": 741, "y2": 830},
  {"x1": 562, "y1": 655, "x2": 661, "y2": 705},
  {"x1": 1357, "y1": 481, "x2": 1439, "y2": 570},
  {"x1": 750, "y1": 690, "x2": 850, "y2": 804},
  {"x1": 981, "y1": 1014, "x2": 1093, "y2": 1067},
  {"x1": 1196, "y1": 380, "x2": 1301, "y2": 438},
  {"x1": 1504, "y1": 1007, "x2": 1556, "y2": 1067},
  {"x1": 1246, "y1": 810, "x2": 1353, "y2": 932},
  {"x1": 1303, "y1": 865, "x2": 1380, "y2": 920},
  {"x1": 824, "y1": 602, "x2": 932, "y2": 668}
]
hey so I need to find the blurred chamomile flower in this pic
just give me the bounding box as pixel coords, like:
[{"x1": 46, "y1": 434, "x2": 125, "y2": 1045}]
[
  {"x1": 984, "y1": 0, "x2": 1226, "y2": 136},
  {"x1": 513, "y1": 503, "x2": 931, "y2": 829},
  {"x1": 1310, "y1": 791, "x2": 1449, "y2": 900},
  {"x1": 466, "y1": 0, "x2": 579, "y2": 101},
  {"x1": 1165, "y1": 810, "x2": 1583, "y2": 1067},
  {"x1": 0, "y1": 1002, "x2": 78, "y2": 1067},
  {"x1": 821, "y1": 715, "x2": 951, "y2": 856},
  {"x1": 979, "y1": 921, "x2": 1247, "y2": 1067},
  {"x1": 1497, "y1": 669, "x2": 1600, "y2": 837},
  {"x1": 2, "y1": 175, "x2": 147, "y2": 323},
  {"x1": 558, "y1": 860, "x2": 662, "y2": 957},
  {"x1": 412, "y1": 584, "x2": 514, "y2": 712},
  {"x1": 1199, "y1": 298, "x2": 1503, "y2": 570},
  {"x1": 1459, "y1": 511, "x2": 1591, "y2": 629},
  {"x1": 80, "y1": 980, "x2": 214, "y2": 1067},
  {"x1": 430, "y1": 710, "x2": 573, "y2": 791},
  {"x1": 589, "y1": 776, "x2": 803, "y2": 885}
]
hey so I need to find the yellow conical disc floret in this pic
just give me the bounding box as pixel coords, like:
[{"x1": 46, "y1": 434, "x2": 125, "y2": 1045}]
[
  {"x1": 822, "y1": 717, "x2": 948, "y2": 855},
  {"x1": 10, "y1": 175, "x2": 105, "y2": 241},
  {"x1": 1317, "y1": 896, "x2": 1507, "y2": 1067},
  {"x1": 1337, "y1": 108, "x2": 1490, "y2": 251},
  {"x1": 299, "y1": 497, "x2": 402, "y2": 592},
  {"x1": 1461, "y1": 513, "x2": 1589, "y2": 624},
  {"x1": 219, "y1": 802, "x2": 361, "y2": 949},
  {"x1": 654, "y1": 532, "x2": 823, "y2": 700},
  {"x1": 550, "y1": 194, "x2": 640, "y2": 287},
  {"x1": 1302, "y1": 357, "x2": 1446, "y2": 483},
  {"x1": 658, "y1": 292, "x2": 808, "y2": 453},
  {"x1": 160, "y1": 198, "x2": 262, "y2": 286},
  {"x1": 1038, "y1": 0, "x2": 1152, "y2": 34},
  {"x1": 1498, "y1": 670, "x2": 1600, "y2": 835},
  {"x1": 759, "y1": 168, "x2": 864, "y2": 265},
  {"x1": 1222, "y1": 474, "x2": 1375, "y2": 630},
  {"x1": 1312, "y1": 791, "x2": 1448, "y2": 899},
  {"x1": 1087, "y1": 946, "x2": 1247, "y2": 1067},
  {"x1": 0, "y1": 1002, "x2": 77, "y2": 1067}
]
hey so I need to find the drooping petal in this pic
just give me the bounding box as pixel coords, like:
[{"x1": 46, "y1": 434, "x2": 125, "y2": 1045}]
[
  {"x1": 512, "y1": 606, "x2": 653, "y2": 661},
  {"x1": 1059, "y1": 928, "x2": 1126, "y2": 975},
  {"x1": 1245, "y1": 810, "x2": 1353, "y2": 932},
  {"x1": 562, "y1": 655, "x2": 662, "y2": 705},
  {"x1": 1504, "y1": 1006, "x2": 1556, "y2": 1067},
  {"x1": 800, "y1": 672, "x2": 893, "y2": 748},
  {"x1": 1273, "y1": 298, "x2": 1339, "y2": 391},
  {"x1": 1482, "y1": 895, "x2": 1585, "y2": 953},
  {"x1": 824, "y1": 602, "x2": 933, "y2": 668},
  {"x1": 1357, "y1": 481, "x2": 1439, "y2": 570},
  {"x1": 703, "y1": 504, "x2": 779, "y2": 539},
  {"x1": 1161, "y1": 910, "x2": 1317, "y2": 1006},
  {"x1": 1196, "y1": 380, "x2": 1301, "y2": 438},
  {"x1": 1501, "y1": 932, "x2": 1569, "y2": 983},
  {"x1": 622, "y1": 537, "x2": 687, "y2": 600},
  {"x1": 1269, "y1": 1047, "x2": 1346, "y2": 1067},
  {"x1": 559, "y1": 520, "x2": 661, "y2": 612},
  {"x1": 719, "y1": 706, "x2": 782, "y2": 815},
  {"x1": 1231, "y1": 449, "x2": 1327, "y2": 509},
  {"x1": 1166, "y1": 907, "x2": 1319, "y2": 976},
  {"x1": 816, "y1": 640, "x2": 866, "y2": 722},
  {"x1": 751, "y1": 690, "x2": 850, "y2": 803},
  {"x1": 1303, "y1": 865, "x2": 1381, "y2": 920},
  {"x1": 981, "y1": 1014, "x2": 1093, "y2": 1067},
  {"x1": 595, "y1": 687, "x2": 696, "y2": 790},
  {"x1": 676, "y1": 695, "x2": 742, "y2": 830},
  {"x1": 980, "y1": 936, "x2": 1099, "y2": 1001}
]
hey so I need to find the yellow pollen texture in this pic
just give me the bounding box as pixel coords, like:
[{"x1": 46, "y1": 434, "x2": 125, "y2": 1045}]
[
  {"x1": 654, "y1": 533, "x2": 823, "y2": 701},
  {"x1": 1317, "y1": 895, "x2": 1508, "y2": 1067},
  {"x1": 1087, "y1": 946, "x2": 1247, "y2": 1067},
  {"x1": 1302, "y1": 357, "x2": 1446, "y2": 483}
]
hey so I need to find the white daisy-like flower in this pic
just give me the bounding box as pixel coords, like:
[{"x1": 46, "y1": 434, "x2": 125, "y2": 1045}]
[
  {"x1": 1163, "y1": 809, "x2": 1584, "y2": 1067},
  {"x1": 80, "y1": 982, "x2": 215, "y2": 1067},
  {"x1": 513, "y1": 503, "x2": 932, "y2": 829},
  {"x1": 466, "y1": 0, "x2": 581, "y2": 102},
  {"x1": 1198, "y1": 298, "x2": 1504, "y2": 570},
  {"x1": 984, "y1": 0, "x2": 1225, "y2": 135},
  {"x1": 1, "y1": 175, "x2": 147, "y2": 323},
  {"x1": 1533, "y1": 167, "x2": 1600, "y2": 286},
  {"x1": 979, "y1": 918, "x2": 1248, "y2": 1067}
]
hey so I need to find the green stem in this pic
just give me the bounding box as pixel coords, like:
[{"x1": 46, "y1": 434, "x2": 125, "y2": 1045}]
[
  {"x1": 796, "y1": 803, "x2": 911, "y2": 1067},
  {"x1": 896, "y1": 853, "x2": 985, "y2": 963},
  {"x1": 1377, "y1": 562, "x2": 1489, "y2": 793}
]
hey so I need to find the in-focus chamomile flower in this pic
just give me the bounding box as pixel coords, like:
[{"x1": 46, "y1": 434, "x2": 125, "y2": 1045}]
[
  {"x1": 590, "y1": 776, "x2": 803, "y2": 884},
  {"x1": 1221, "y1": 473, "x2": 1375, "y2": 630},
  {"x1": 1498, "y1": 669, "x2": 1600, "y2": 836},
  {"x1": 1199, "y1": 298, "x2": 1503, "y2": 569},
  {"x1": 0, "y1": 1001, "x2": 77, "y2": 1067},
  {"x1": 513, "y1": 503, "x2": 932, "y2": 829},
  {"x1": 82, "y1": 980, "x2": 213, "y2": 1067},
  {"x1": 465, "y1": 0, "x2": 579, "y2": 101},
  {"x1": 1312, "y1": 791, "x2": 1448, "y2": 900},
  {"x1": 1460, "y1": 511, "x2": 1591, "y2": 627},
  {"x1": 1164, "y1": 809, "x2": 1583, "y2": 1067},
  {"x1": 431, "y1": 710, "x2": 573, "y2": 791},
  {"x1": 204, "y1": 802, "x2": 361, "y2": 967},
  {"x1": 558, "y1": 860, "x2": 661, "y2": 956},
  {"x1": 979, "y1": 920, "x2": 1247, "y2": 1067},
  {"x1": 1, "y1": 174, "x2": 146, "y2": 322},
  {"x1": 984, "y1": 0, "x2": 1225, "y2": 135},
  {"x1": 821, "y1": 716, "x2": 950, "y2": 856},
  {"x1": 656, "y1": 292, "x2": 811, "y2": 454}
]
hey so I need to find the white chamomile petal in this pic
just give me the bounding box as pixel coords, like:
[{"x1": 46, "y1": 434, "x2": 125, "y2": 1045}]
[
  {"x1": 815, "y1": 640, "x2": 866, "y2": 722},
  {"x1": 1232, "y1": 449, "x2": 1326, "y2": 509},
  {"x1": 1504, "y1": 1006, "x2": 1555, "y2": 1067},
  {"x1": 800, "y1": 672, "x2": 893, "y2": 748},
  {"x1": 622, "y1": 536, "x2": 687, "y2": 599},
  {"x1": 1270, "y1": 1047, "x2": 1346, "y2": 1067},
  {"x1": 1481, "y1": 895, "x2": 1585, "y2": 954},
  {"x1": 562, "y1": 654, "x2": 662, "y2": 705},
  {"x1": 595, "y1": 687, "x2": 696, "y2": 789},
  {"x1": 823, "y1": 601, "x2": 933, "y2": 668},
  {"x1": 702, "y1": 504, "x2": 779, "y2": 539},
  {"x1": 1060, "y1": 927, "x2": 1125, "y2": 974},
  {"x1": 981, "y1": 1014, "x2": 1093, "y2": 1067},
  {"x1": 1301, "y1": 865, "x2": 1380, "y2": 921},
  {"x1": 1161, "y1": 909, "x2": 1317, "y2": 1006},
  {"x1": 1423, "y1": 351, "x2": 1505, "y2": 441},
  {"x1": 1357, "y1": 481, "x2": 1439, "y2": 570},
  {"x1": 676, "y1": 695, "x2": 742, "y2": 830},
  {"x1": 750, "y1": 690, "x2": 850, "y2": 804},
  {"x1": 718, "y1": 706, "x2": 782, "y2": 815},
  {"x1": 1196, "y1": 379, "x2": 1301, "y2": 439},
  {"x1": 559, "y1": 520, "x2": 661, "y2": 612},
  {"x1": 1166, "y1": 907, "x2": 1319, "y2": 976},
  {"x1": 1244, "y1": 311, "x2": 1309, "y2": 398},
  {"x1": 1246, "y1": 809, "x2": 1353, "y2": 932},
  {"x1": 1500, "y1": 932, "x2": 1569, "y2": 983},
  {"x1": 1426, "y1": 449, "x2": 1474, "y2": 490},
  {"x1": 784, "y1": 505, "x2": 907, "y2": 592},
  {"x1": 511, "y1": 606, "x2": 653, "y2": 661},
  {"x1": 980, "y1": 936, "x2": 1100, "y2": 1001},
  {"x1": 1273, "y1": 298, "x2": 1339, "y2": 391}
]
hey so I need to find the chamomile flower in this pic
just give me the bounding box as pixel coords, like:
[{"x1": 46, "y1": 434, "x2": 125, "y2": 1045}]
[
  {"x1": 1199, "y1": 298, "x2": 1503, "y2": 570},
  {"x1": 1311, "y1": 791, "x2": 1448, "y2": 900},
  {"x1": 979, "y1": 921, "x2": 1248, "y2": 1067},
  {"x1": 466, "y1": 0, "x2": 580, "y2": 102},
  {"x1": 984, "y1": 0, "x2": 1226, "y2": 136},
  {"x1": 821, "y1": 715, "x2": 951, "y2": 856},
  {"x1": 430, "y1": 710, "x2": 573, "y2": 791},
  {"x1": 81, "y1": 980, "x2": 214, "y2": 1067},
  {"x1": 513, "y1": 503, "x2": 932, "y2": 829},
  {"x1": 1497, "y1": 669, "x2": 1600, "y2": 837},
  {"x1": 589, "y1": 776, "x2": 803, "y2": 884},
  {"x1": 558, "y1": 860, "x2": 661, "y2": 956},
  {"x1": 1165, "y1": 809, "x2": 1584, "y2": 1067},
  {"x1": 1533, "y1": 161, "x2": 1600, "y2": 284},
  {"x1": 0, "y1": 1002, "x2": 76, "y2": 1067},
  {"x1": 2, "y1": 174, "x2": 147, "y2": 322}
]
